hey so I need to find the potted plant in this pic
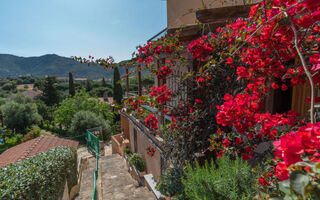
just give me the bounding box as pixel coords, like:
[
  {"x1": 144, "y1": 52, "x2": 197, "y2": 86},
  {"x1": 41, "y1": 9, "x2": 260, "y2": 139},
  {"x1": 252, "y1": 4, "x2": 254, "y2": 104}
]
[{"x1": 128, "y1": 153, "x2": 146, "y2": 185}]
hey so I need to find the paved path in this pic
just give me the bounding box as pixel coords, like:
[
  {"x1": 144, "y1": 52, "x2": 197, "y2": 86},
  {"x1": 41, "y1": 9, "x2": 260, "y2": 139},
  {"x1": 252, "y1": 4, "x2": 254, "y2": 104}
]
[
  {"x1": 75, "y1": 145, "x2": 155, "y2": 200},
  {"x1": 100, "y1": 154, "x2": 155, "y2": 200},
  {"x1": 74, "y1": 147, "x2": 95, "y2": 200}
]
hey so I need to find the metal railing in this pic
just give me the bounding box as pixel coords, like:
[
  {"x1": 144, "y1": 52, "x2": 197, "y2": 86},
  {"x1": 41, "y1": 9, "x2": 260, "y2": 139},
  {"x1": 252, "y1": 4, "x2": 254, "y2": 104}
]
[{"x1": 86, "y1": 130, "x2": 100, "y2": 200}]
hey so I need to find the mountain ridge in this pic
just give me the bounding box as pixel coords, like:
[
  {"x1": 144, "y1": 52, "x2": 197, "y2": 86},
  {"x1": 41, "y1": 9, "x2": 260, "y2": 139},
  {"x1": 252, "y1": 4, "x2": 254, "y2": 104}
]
[{"x1": 0, "y1": 54, "x2": 125, "y2": 79}]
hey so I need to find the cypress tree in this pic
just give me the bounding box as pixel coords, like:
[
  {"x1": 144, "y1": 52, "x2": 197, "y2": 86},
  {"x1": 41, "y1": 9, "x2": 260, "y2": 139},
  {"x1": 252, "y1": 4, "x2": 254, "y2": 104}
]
[
  {"x1": 69, "y1": 72, "x2": 75, "y2": 96},
  {"x1": 41, "y1": 76, "x2": 59, "y2": 106},
  {"x1": 113, "y1": 67, "x2": 123, "y2": 104},
  {"x1": 85, "y1": 78, "x2": 92, "y2": 92},
  {"x1": 102, "y1": 77, "x2": 106, "y2": 87}
]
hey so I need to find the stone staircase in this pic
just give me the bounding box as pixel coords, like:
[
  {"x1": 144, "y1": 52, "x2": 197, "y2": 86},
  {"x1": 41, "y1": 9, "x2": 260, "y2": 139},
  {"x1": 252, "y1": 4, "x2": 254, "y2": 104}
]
[
  {"x1": 100, "y1": 154, "x2": 155, "y2": 200},
  {"x1": 74, "y1": 146, "x2": 155, "y2": 200},
  {"x1": 74, "y1": 156, "x2": 95, "y2": 200}
]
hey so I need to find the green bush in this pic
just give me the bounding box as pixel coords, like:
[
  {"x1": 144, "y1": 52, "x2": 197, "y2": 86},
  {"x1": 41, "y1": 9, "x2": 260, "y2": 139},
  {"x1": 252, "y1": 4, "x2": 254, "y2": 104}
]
[
  {"x1": 0, "y1": 146, "x2": 77, "y2": 200},
  {"x1": 21, "y1": 128, "x2": 41, "y2": 143},
  {"x1": 182, "y1": 156, "x2": 258, "y2": 200},
  {"x1": 0, "y1": 95, "x2": 42, "y2": 132},
  {"x1": 129, "y1": 153, "x2": 146, "y2": 172},
  {"x1": 54, "y1": 89, "x2": 114, "y2": 129},
  {"x1": 124, "y1": 146, "x2": 132, "y2": 155},
  {"x1": 0, "y1": 134, "x2": 23, "y2": 149},
  {"x1": 69, "y1": 110, "x2": 112, "y2": 141},
  {"x1": 156, "y1": 168, "x2": 186, "y2": 199}
]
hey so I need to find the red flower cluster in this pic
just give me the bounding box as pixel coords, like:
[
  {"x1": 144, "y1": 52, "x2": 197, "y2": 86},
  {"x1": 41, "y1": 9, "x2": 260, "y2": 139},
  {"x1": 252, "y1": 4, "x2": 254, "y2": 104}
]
[
  {"x1": 146, "y1": 145, "x2": 156, "y2": 157},
  {"x1": 157, "y1": 65, "x2": 172, "y2": 79},
  {"x1": 144, "y1": 114, "x2": 158, "y2": 130},
  {"x1": 124, "y1": 97, "x2": 145, "y2": 112},
  {"x1": 273, "y1": 122, "x2": 320, "y2": 180},
  {"x1": 136, "y1": 37, "x2": 180, "y2": 66},
  {"x1": 187, "y1": 35, "x2": 213, "y2": 61},
  {"x1": 150, "y1": 84, "x2": 172, "y2": 105}
]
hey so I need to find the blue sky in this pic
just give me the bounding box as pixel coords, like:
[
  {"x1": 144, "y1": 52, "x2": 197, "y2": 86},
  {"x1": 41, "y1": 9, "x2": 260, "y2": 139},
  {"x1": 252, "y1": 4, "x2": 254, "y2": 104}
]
[{"x1": 0, "y1": 0, "x2": 167, "y2": 62}]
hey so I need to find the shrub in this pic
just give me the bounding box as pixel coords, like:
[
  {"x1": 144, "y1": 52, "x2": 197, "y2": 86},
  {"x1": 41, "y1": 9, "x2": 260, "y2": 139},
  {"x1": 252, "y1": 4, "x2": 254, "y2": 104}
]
[
  {"x1": 124, "y1": 146, "x2": 132, "y2": 155},
  {"x1": 182, "y1": 156, "x2": 258, "y2": 200},
  {"x1": 0, "y1": 134, "x2": 23, "y2": 149},
  {"x1": 129, "y1": 153, "x2": 146, "y2": 172},
  {"x1": 0, "y1": 146, "x2": 77, "y2": 200},
  {"x1": 156, "y1": 168, "x2": 186, "y2": 199},
  {"x1": 0, "y1": 96, "x2": 42, "y2": 132},
  {"x1": 54, "y1": 89, "x2": 114, "y2": 129},
  {"x1": 69, "y1": 111, "x2": 112, "y2": 141},
  {"x1": 20, "y1": 128, "x2": 41, "y2": 143}
]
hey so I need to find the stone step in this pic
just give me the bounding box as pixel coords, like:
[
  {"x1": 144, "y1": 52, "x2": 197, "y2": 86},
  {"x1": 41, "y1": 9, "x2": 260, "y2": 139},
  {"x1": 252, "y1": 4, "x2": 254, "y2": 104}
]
[
  {"x1": 100, "y1": 153, "x2": 156, "y2": 200},
  {"x1": 74, "y1": 157, "x2": 96, "y2": 200}
]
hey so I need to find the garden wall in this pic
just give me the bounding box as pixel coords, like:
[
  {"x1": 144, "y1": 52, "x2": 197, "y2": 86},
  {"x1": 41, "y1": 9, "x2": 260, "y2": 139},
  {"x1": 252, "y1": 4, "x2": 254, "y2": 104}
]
[
  {"x1": 128, "y1": 119, "x2": 162, "y2": 181},
  {"x1": 121, "y1": 114, "x2": 130, "y2": 140}
]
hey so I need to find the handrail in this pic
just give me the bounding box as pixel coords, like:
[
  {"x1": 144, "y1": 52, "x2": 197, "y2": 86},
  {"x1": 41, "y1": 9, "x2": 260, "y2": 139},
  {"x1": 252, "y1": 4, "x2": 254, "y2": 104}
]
[{"x1": 86, "y1": 130, "x2": 100, "y2": 200}]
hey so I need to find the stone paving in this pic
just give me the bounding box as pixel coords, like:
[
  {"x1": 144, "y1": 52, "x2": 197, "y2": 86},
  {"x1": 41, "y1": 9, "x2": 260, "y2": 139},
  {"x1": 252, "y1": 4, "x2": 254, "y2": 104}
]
[
  {"x1": 100, "y1": 147, "x2": 156, "y2": 200},
  {"x1": 74, "y1": 145, "x2": 155, "y2": 200},
  {"x1": 74, "y1": 147, "x2": 95, "y2": 200}
]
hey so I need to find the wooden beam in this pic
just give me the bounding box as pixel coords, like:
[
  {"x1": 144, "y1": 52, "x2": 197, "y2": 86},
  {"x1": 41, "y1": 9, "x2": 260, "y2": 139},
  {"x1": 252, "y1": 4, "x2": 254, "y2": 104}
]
[
  {"x1": 126, "y1": 67, "x2": 129, "y2": 96},
  {"x1": 166, "y1": 22, "x2": 227, "y2": 42},
  {"x1": 138, "y1": 66, "x2": 142, "y2": 96},
  {"x1": 196, "y1": 5, "x2": 252, "y2": 24}
]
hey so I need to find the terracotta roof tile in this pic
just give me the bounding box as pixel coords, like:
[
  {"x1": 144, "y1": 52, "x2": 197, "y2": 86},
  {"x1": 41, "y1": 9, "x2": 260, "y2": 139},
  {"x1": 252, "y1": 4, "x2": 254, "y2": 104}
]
[{"x1": 0, "y1": 136, "x2": 79, "y2": 168}]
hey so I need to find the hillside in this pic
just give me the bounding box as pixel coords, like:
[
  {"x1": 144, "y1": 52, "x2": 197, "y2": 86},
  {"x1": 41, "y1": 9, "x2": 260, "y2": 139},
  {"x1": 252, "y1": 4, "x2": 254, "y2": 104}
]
[{"x1": 0, "y1": 54, "x2": 125, "y2": 79}]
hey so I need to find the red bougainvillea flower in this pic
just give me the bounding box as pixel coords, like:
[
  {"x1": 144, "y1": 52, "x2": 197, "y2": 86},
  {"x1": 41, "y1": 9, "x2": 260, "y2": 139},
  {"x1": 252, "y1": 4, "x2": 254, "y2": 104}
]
[
  {"x1": 275, "y1": 162, "x2": 289, "y2": 181},
  {"x1": 271, "y1": 82, "x2": 279, "y2": 89},
  {"x1": 187, "y1": 35, "x2": 213, "y2": 61},
  {"x1": 195, "y1": 99, "x2": 203, "y2": 104},
  {"x1": 273, "y1": 132, "x2": 304, "y2": 166},
  {"x1": 273, "y1": 122, "x2": 320, "y2": 180},
  {"x1": 222, "y1": 138, "x2": 231, "y2": 147},
  {"x1": 226, "y1": 57, "x2": 233, "y2": 65},
  {"x1": 236, "y1": 66, "x2": 250, "y2": 79},
  {"x1": 157, "y1": 65, "x2": 173, "y2": 79},
  {"x1": 144, "y1": 114, "x2": 158, "y2": 130},
  {"x1": 258, "y1": 177, "x2": 270, "y2": 186},
  {"x1": 150, "y1": 84, "x2": 172, "y2": 105}
]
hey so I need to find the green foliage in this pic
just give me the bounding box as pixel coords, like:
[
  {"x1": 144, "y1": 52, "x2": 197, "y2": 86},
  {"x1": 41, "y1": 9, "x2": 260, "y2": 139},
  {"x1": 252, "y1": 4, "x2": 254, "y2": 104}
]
[
  {"x1": 1, "y1": 82, "x2": 16, "y2": 91},
  {"x1": 124, "y1": 146, "x2": 132, "y2": 155},
  {"x1": 142, "y1": 76, "x2": 154, "y2": 88},
  {"x1": 0, "y1": 134, "x2": 23, "y2": 149},
  {"x1": 0, "y1": 146, "x2": 77, "y2": 200},
  {"x1": 69, "y1": 110, "x2": 112, "y2": 141},
  {"x1": 69, "y1": 72, "x2": 75, "y2": 96},
  {"x1": 102, "y1": 77, "x2": 107, "y2": 87},
  {"x1": 156, "y1": 168, "x2": 185, "y2": 199},
  {"x1": 113, "y1": 67, "x2": 123, "y2": 104},
  {"x1": 54, "y1": 89, "x2": 114, "y2": 129},
  {"x1": 36, "y1": 100, "x2": 56, "y2": 121},
  {"x1": 89, "y1": 87, "x2": 112, "y2": 97},
  {"x1": 21, "y1": 128, "x2": 41, "y2": 143},
  {"x1": 129, "y1": 153, "x2": 146, "y2": 172},
  {"x1": 182, "y1": 156, "x2": 258, "y2": 200},
  {"x1": 85, "y1": 78, "x2": 93, "y2": 91},
  {"x1": 112, "y1": 120, "x2": 121, "y2": 135},
  {"x1": 40, "y1": 76, "x2": 60, "y2": 106},
  {"x1": 0, "y1": 95, "x2": 42, "y2": 132},
  {"x1": 276, "y1": 162, "x2": 320, "y2": 200}
]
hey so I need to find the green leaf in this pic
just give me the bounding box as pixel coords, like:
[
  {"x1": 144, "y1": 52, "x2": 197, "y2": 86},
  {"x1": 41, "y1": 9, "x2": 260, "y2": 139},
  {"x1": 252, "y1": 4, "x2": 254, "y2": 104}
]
[
  {"x1": 280, "y1": 180, "x2": 291, "y2": 195},
  {"x1": 290, "y1": 171, "x2": 309, "y2": 199}
]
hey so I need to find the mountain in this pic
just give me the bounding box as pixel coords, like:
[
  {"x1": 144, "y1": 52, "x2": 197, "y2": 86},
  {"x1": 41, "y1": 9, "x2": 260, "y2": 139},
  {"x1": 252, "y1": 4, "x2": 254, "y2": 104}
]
[{"x1": 0, "y1": 54, "x2": 125, "y2": 79}]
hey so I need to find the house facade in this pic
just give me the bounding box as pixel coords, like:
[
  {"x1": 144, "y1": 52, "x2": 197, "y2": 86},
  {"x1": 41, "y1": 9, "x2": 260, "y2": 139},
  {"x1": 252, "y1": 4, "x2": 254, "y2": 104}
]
[
  {"x1": 114, "y1": 0, "x2": 316, "y2": 185},
  {"x1": 113, "y1": 0, "x2": 270, "y2": 182}
]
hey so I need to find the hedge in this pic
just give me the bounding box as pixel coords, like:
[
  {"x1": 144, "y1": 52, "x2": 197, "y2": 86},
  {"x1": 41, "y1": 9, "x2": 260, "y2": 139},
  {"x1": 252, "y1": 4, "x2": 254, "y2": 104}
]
[{"x1": 0, "y1": 146, "x2": 77, "y2": 200}]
